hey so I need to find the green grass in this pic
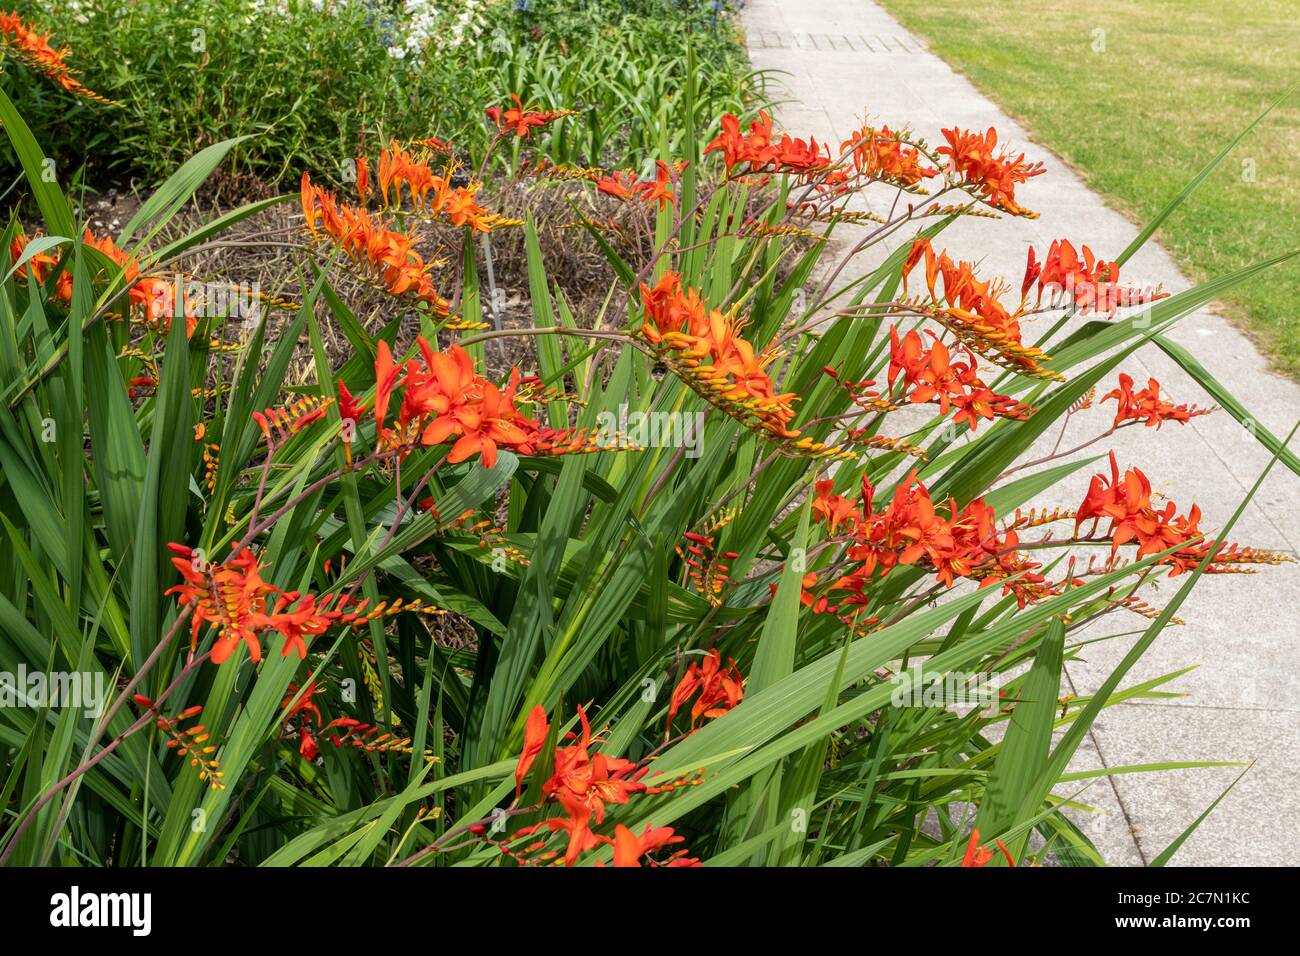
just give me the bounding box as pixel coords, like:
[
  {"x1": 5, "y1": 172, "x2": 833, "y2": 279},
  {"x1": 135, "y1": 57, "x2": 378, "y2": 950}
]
[{"x1": 877, "y1": 0, "x2": 1300, "y2": 376}]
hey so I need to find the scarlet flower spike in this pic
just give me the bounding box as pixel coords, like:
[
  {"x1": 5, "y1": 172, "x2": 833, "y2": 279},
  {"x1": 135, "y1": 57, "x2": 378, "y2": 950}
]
[
  {"x1": 134, "y1": 696, "x2": 224, "y2": 790},
  {"x1": 300, "y1": 172, "x2": 453, "y2": 316},
  {"x1": 705, "y1": 110, "x2": 830, "y2": 175},
  {"x1": 637, "y1": 272, "x2": 851, "y2": 460},
  {"x1": 9, "y1": 227, "x2": 201, "y2": 335},
  {"x1": 281, "y1": 682, "x2": 324, "y2": 761},
  {"x1": 354, "y1": 156, "x2": 370, "y2": 205},
  {"x1": 938, "y1": 126, "x2": 1044, "y2": 217},
  {"x1": 676, "y1": 509, "x2": 739, "y2": 605},
  {"x1": 367, "y1": 337, "x2": 629, "y2": 468},
  {"x1": 667, "y1": 649, "x2": 745, "y2": 733},
  {"x1": 0, "y1": 11, "x2": 117, "y2": 104},
  {"x1": 485, "y1": 94, "x2": 576, "y2": 139},
  {"x1": 500, "y1": 703, "x2": 702, "y2": 866},
  {"x1": 595, "y1": 161, "x2": 683, "y2": 210},
  {"x1": 1031, "y1": 239, "x2": 1168, "y2": 316},
  {"x1": 165, "y1": 545, "x2": 445, "y2": 666},
  {"x1": 609, "y1": 824, "x2": 697, "y2": 868},
  {"x1": 1074, "y1": 452, "x2": 1291, "y2": 577},
  {"x1": 323, "y1": 717, "x2": 439, "y2": 762},
  {"x1": 887, "y1": 326, "x2": 1034, "y2": 431},
  {"x1": 839, "y1": 123, "x2": 938, "y2": 190},
  {"x1": 901, "y1": 238, "x2": 1062, "y2": 380},
  {"x1": 807, "y1": 470, "x2": 1054, "y2": 610},
  {"x1": 514, "y1": 705, "x2": 549, "y2": 798},
  {"x1": 337, "y1": 380, "x2": 367, "y2": 461},
  {"x1": 252, "y1": 395, "x2": 333, "y2": 444},
  {"x1": 961, "y1": 828, "x2": 1015, "y2": 867},
  {"x1": 367, "y1": 140, "x2": 519, "y2": 233},
  {"x1": 1103, "y1": 373, "x2": 1211, "y2": 429}
]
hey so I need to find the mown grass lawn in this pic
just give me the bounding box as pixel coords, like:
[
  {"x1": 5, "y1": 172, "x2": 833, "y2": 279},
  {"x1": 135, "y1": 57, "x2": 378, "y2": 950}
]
[{"x1": 878, "y1": 0, "x2": 1300, "y2": 376}]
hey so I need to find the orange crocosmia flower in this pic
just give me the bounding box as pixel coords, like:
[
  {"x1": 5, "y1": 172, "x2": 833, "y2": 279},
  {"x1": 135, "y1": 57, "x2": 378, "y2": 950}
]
[
  {"x1": 0, "y1": 11, "x2": 112, "y2": 102},
  {"x1": 10, "y1": 227, "x2": 198, "y2": 335},
  {"x1": 165, "y1": 544, "x2": 395, "y2": 665},
  {"x1": 812, "y1": 479, "x2": 859, "y2": 533},
  {"x1": 337, "y1": 380, "x2": 366, "y2": 427},
  {"x1": 541, "y1": 709, "x2": 645, "y2": 823},
  {"x1": 667, "y1": 649, "x2": 745, "y2": 732},
  {"x1": 282, "y1": 681, "x2": 323, "y2": 727},
  {"x1": 438, "y1": 183, "x2": 497, "y2": 232},
  {"x1": 893, "y1": 483, "x2": 955, "y2": 570},
  {"x1": 771, "y1": 131, "x2": 830, "y2": 173},
  {"x1": 638, "y1": 160, "x2": 677, "y2": 210},
  {"x1": 824, "y1": 469, "x2": 1042, "y2": 598},
  {"x1": 712, "y1": 336, "x2": 796, "y2": 410},
  {"x1": 637, "y1": 271, "x2": 706, "y2": 344},
  {"x1": 704, "y1": 112, "x2": 764, "y2": 172},
  {"x1": 354, "y1": 156, "x2": 370, "y2": 204},
  {"x1": 504, "y1": 704, "x2": 702, "y2": 866},
  {"x1": 938, "y1": 127, "x2": 1044, "y2": 217},
  {"x1": 1031, "y1": 239, "x2": 1168, "y2": 315},
  {"x1": 888, "y1": 327, "x2": 1031, "y2": 430},
  {"x1": 378, "y1": 141, "x2": 437, "y2": 209},
  {"x1": 636, "y1": 272, "x2": 803, "y2": 440},
  {"x1": 610, "y1": 823, "x2": 693, "y2": 868},
  {"x1": 1103, "y1": 373, "x2": 1207, "y2": 429},
  {"x1": 165, "y1": 544, "x2": 285, "y2": 664},
  {"x1": 414, "y1": 350, "x2": 535, "y2": 469},
  {"x1": 485, "y1": 94, "x2": 572, "y2": 139},
  {"x1": 840, "y1": 124, "x2": 938, "y2": 187},
  {"x1": 282, "y1": 681, "x2": 323, "y2": 761},
  {"x1": 595, "y1": 169, "x2": 640, "y2": 201},
  {"x1": 510, "y1": 705, "x2": 653, "y2": 865},
  {"x1": 8, "y1": 230, "x2": 58, "y2": 288},
  {"x1": 1074, "y1": 452, "x2": 1208, "y2": 570},
  {"x1": 262, "y1": 591, "x2": 343, "y2": 660},
  {"x1": 1075, "y1": 451, "x2": 1154, "y2": 549},
  {"x1": 372, "y1": 340, "x2": 402, "y2": 435},
  {"x1": 961, "y1": 828, "x2": 1015, "y2": 867},
  {"x1": 903, "y1": 239, "x2": 1021, "y2": 341},
  {"x1": 514, "y1": 704, "x2": 550, "y2": 797},
  {"x1": 367, "y1": 144, "x2": 515, "y2": 232},
  {"x1": 899, "y1": 239, "x2": 1061, "y2": 380},
  {"x1": 375, "y1": 338, "x2": 591, "y2": 466},
  {"x1": 522, "y1": 813, "x2": 608, "y2": 867},
  {"x1": 705, "y1": 110, "x2": 826, "y2": 175},
  {"x1": 595, "y1": 162, "x2": 680, "y2": 210},
  {"x1": 300, "y1": 173, "x2": 451, "y2": 315}
]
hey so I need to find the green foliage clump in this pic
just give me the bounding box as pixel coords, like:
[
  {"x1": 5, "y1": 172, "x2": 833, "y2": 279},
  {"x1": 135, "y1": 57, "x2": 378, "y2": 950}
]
[{"x1": 0, "y1": 0, "x2": 757, "y2": 190}]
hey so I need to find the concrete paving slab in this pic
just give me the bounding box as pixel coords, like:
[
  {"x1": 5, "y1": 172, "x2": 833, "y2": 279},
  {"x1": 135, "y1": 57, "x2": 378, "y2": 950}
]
[{"x1": 1091, "y1": 704, "x2": 1300, "y2": 865}]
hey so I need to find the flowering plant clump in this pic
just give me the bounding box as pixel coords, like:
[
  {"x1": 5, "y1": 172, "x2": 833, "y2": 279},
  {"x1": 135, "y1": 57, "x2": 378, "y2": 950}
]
[{"x1": 1, "y1": 55, "x2": 1297, "y2": 870}]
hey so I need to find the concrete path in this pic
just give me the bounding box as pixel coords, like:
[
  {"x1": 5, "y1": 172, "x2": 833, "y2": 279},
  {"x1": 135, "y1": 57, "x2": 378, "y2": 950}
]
[{"x1": 741, "y1": 0, "x2": 1300, "y2": 866}]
